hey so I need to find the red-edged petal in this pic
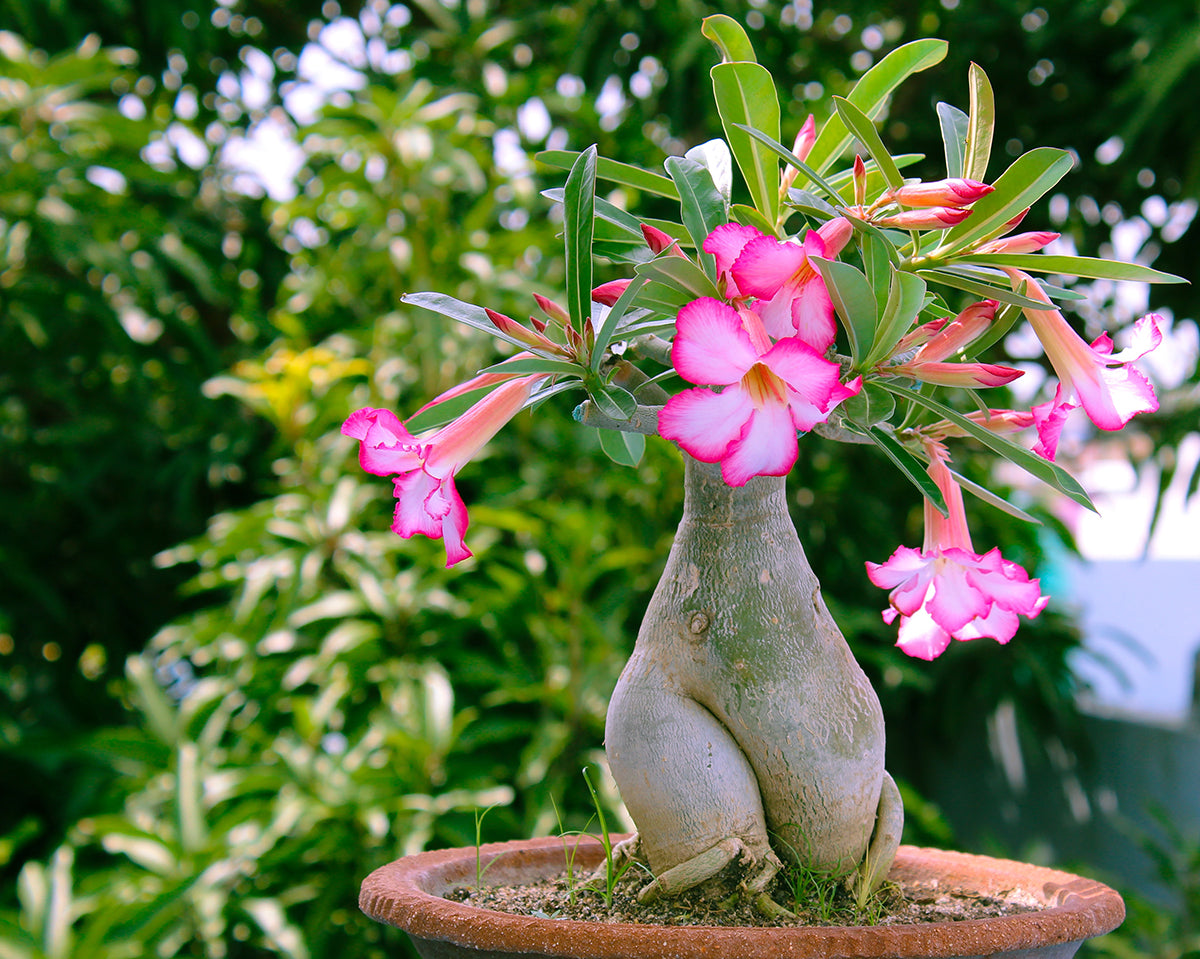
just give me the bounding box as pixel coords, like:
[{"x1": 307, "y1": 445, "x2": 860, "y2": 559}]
[
  {"x1": 703, "y1": 223, "x2": 762, "y2": 282},
  {"x1": 671, "y1": 297, "x2": 759, "y2": 386},
  {"x1": 731, "y1": 235, "x2": 812, "y2": 301},
  {"x1": 343, "y1": 408, "x2": 424, "y2": 476},
  {"x1": 391, "y1": 469, "x2": 444, "y2": 540},
  {"x1": 657, "y1": 386, "x2": 752, "y2": 463}
]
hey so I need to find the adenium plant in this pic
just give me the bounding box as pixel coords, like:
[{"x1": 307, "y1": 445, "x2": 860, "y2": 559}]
[{"x1": 344, "y1": 16, "x2": 1182, "y2": 910}]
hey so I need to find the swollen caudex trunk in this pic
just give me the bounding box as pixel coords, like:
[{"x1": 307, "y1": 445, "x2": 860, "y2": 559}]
[{"x1": 605, "y1": 454, "x2": 898, "y2": 901}]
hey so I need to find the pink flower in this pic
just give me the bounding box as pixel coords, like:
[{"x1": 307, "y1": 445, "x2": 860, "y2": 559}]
[
  {"x1": 866, "y1": 444, "x2": 1048, "y2": 660},
  {"x1": 884, "y1": 300, "x2": 1023, "y2": 388},
  {"x1": 658, "y1": 297, "x2": 859, "y2": 486},
  {"x1": 883, "y1": 178, "x2": 993, "y2": 208},
  {"x1": 342, "y1": 375, "x2": 542, "y2": 566},
  {"x1": 1005, "y1": 269, "x2": 1162, "y2": 433},
  {"x1": 727, "y1": 218, "x2": 852, "y2": 349}
]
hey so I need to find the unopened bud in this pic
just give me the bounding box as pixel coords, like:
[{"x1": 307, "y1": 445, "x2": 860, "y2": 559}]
[
  {"x1": 884, "y1": 178, "x2": 994, "y2": 208},
  {"x1": 592, "y1": 279, "x2": 633, "y2": 306},
  {"x1": 872, "y1": 207, "x2": 972, "y2": 229}
]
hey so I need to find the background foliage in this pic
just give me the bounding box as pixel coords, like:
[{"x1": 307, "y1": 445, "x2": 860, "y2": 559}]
[{"x1": 1, "y1": 1, "x2": 1196, "y2": 957}]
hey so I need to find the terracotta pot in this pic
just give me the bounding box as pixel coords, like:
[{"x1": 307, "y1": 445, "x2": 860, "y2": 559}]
[{"x1": 359, "y1": 835, "x2": 1125, "y2": 959}]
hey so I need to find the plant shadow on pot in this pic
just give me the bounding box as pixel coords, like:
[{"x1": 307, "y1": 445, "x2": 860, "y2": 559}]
[{"x1": 359, "y1": 835, "x2": 1125, "y2": 959}]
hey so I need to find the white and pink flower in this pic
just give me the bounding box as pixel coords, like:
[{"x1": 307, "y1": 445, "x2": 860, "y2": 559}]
[
  {"x1": 342, "y1": 374, "x2": 542, "y2": 566},
  {"x1": 1005, "y1": 268, "x2": 1162, "y2": 440},
  {"x1": 866, "y1": 443, "x2": 1048, "y2": 660},
  {"x1": 657, "y1": 297, "x2": 860, "y2": 486}
]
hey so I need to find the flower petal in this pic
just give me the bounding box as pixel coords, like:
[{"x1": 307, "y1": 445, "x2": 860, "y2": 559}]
[
  {"x1": 671, "y1": 297, "x2": 759, "y2": 386},
  {"x1": 894, "y1": 606, "x2": 954, "y2": 660},
  {"x1": 343, "y1": 408, "x2": 424, "y2": 476},
  {"x1": 720, "y1": 401, "x2": 799, "y2": 486},
  {"x1": 926, "y1": 561, "x2": 990, "y2": 632},
  {"x1": 658, "y1": 386, "x2": 752, "y2": 462}
]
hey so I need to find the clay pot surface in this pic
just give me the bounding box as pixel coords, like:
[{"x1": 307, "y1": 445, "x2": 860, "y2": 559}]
[{"x1": 359, "y1": 835, "x2": 1124, "y2": 959}]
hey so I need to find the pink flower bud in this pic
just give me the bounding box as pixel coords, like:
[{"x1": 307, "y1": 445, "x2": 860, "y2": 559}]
[
  {"x1": 792, "y1": 114, "x2": 817, "y2": 163},
  {"x1": 641, "y1": 223, "x2": 684, "y2": 256},
  {"x1": 853, "y1": 155, "x2": 867, "y2": 209},
  {"x1": 973, "y1": 231, "x2": 1060, "y2": 255},
  {"x1": 871, "y1": 207, "x2": 972, "y2": 229},
  {"x1": 884, "y1": 178, "x2": 994, "y2": 208},
  {"x1": 815, "y1": 216, "x2": 853, "y2": 257},
  {"x1": 533, "y1": 293, "x2": 570, "y2": 325},
  {"x1": 592, "y1": 279, "x2": 632, "y2": 306}
]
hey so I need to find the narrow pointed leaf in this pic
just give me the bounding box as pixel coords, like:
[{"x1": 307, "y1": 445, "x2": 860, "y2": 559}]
[
  {"x1": 964, "y1": 62, "x2": 995, "y2": 183},
  {"x1": 937, "y1": 102, "x2": 968, "y2": 179},
  {"x1": 537, "y1": 150, "x2": 678, "y2": 199},
  {"x1": 564, "y1": 145, "x2": 597, "y2": 332},
  {"x1": 701, "y1": 14, "x2": 758, "y2": 62},
  {"x1": 597, "y1": 426, "x2": 646, "y2": 467},
  {"x1": 591, "y1": 274, "x2": 646, "y2": 372},
  {"x1": 731, "y1": 202, "x2": 783, "y2": 236},
  {"x1": 402, "y1": 292, "x2": 544, "y2": 352},
  {"x1": 874, "y1": 380, "x2": 1098, "y2": 512},
  {"x1": 960, "y1": 252, "x2": 1187, "y2": 284},
  {"x1": 866, "y1": 268, "x2": 928, "y2": 367},
  {"x1": 665, "y1": 155, "x2": 728, "y2": 276},
  {"x1": 810, "y1": 256, "x2": 876, "y2": 363},
  {"x1": 936, "y1": 148, "x2": 1074, "y2": 253},
  {"x1": 478, "y1": 356, "x2": 581, "y2": 377},
  {"x1": 805, "y1": 39, "x2": 948, "y2": 174},
  {"x1": 914, "y1": 268, "x2": 1071, "y2": 309},
  {"x1": 711, "y1": 61, "x2": 780, "y2": 225},
  {"x1": 634, "y1": 255, "x2": 721, "y2": 300},
  {"x1": 950, "y1": 469, "x2": 1042, "y2": 525},
  {"x1": 833, "y1": 95, "x2": 904, "y2": 190},
  {"x1": 737, "y1": 123, "x2": 844, "y2": 207},
  {"x1": 865, "y1": 425, "x2": 948, "y2": 515}
]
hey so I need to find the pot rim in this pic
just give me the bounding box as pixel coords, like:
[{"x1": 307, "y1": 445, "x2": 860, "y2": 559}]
[{"x1": 359, "y1": 836, "x2": 1125, "y2": 958}]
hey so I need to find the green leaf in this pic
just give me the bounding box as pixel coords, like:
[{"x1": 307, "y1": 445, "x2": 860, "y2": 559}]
[
  {"x1": 936, "y1": 102, "x2": 968, "y2": 179},
  {"x1": 950, "y1": 469, "x2": 1042, "y2": 525},
  {"x1": 564, "y1": 145, "x2": 597, "y2": 332},
  {"x1": 633, "y1": 280, "x2": 694, "y2": 315},
  {"x1": 589, "y1": 383, "x2": 637, "y2": 421},
  {"x1": 634, "y1": 255, "x2": 721, "y2": 301},
  {"x1": 665, "y1": 155, "x2": 728, "y2": 276},
  {"x1": 402, "y1": 291, "x2": 542, "y2": 352},
  {"x1": 866, "y1": 269, "x2": 928, "y2": 368},
  {"x1": 874, "y1": 380, "x2": 1097, "y2": 512},
  {"x1": 598, "y1": 427, "x2": 646, "y2": 467},
  {"x1": 838, "y1": 381, "x2": 896, "y2": 427},
  {"x1": 711, "y1": 61, "x2": 781, "y2": 226},
  {"x1": 591, "y1": 274, "x2": 646, "y2": 372},
  {"x1": 964, "y1": 62, "x2": 995, "y2": 183},
  {"x1": 478, "y1": 356, "x2": 582, "y2": 377},
  {"x1": 936, "y1": 148, "x2": 1074, "y2": 253},
  {"x1": 915, "y1": 267, "x2": 1074, "y2": 310},
  {"x1": 960, "y1": 252, "x2": 1188, "y2": 284},
  {"x1": 864, "y1": 425, "x2": 948, "y2": 515},
  {"x1": 730, "y1": 202, "x2": 779, "y2": 235},
  {"x1": 537, "y1": 150, "x2": 678, "y2": 199},
  {"x1": 701, "y1": 14, "x2": 757, "y2": 62},
  {"x1": 736, "y1": 124, "x2": 844, "y2": 208},
  {"x1": 810, "y1": 256, "x2": 876, "y2": 363},
  {"x1": 806, "y1": 39, "x2": 948, "y2": 174},
  {"x1": 832, "y1": 96, "x2": 903, "y2": 190},
  {"x1": 861, "y1": 231, "x2": 898, "y2": 314}
]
